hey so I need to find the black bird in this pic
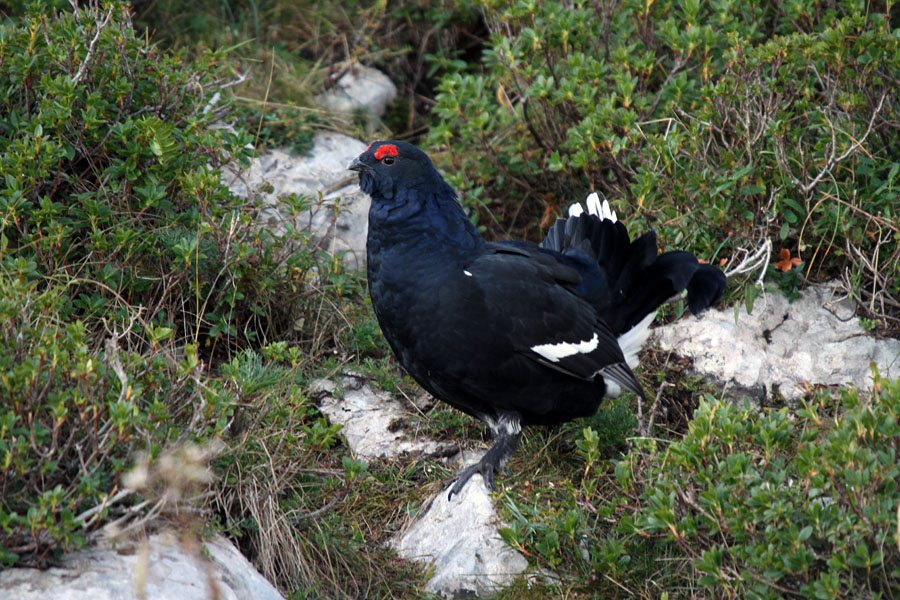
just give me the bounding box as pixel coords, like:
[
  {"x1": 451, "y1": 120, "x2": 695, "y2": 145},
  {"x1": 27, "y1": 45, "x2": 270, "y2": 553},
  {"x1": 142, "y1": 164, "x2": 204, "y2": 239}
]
[{"x1": 349, "y1": 141, "x2": 726, "y2": 498}]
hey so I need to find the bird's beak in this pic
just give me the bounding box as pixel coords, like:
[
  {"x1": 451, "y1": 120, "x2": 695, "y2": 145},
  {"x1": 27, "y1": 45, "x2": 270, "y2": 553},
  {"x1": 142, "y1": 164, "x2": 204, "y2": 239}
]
[{"x1": 348, "y1": 156, "x2": 364, "y2": 172}]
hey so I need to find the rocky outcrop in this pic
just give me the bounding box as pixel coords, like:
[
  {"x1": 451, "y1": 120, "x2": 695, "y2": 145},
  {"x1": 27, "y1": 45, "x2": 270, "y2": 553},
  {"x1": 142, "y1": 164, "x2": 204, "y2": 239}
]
[
  {"x1": 316, "y1": 375, "x2": 456, "y2": 458},
  {"x1": 224, "y1": 132, "x2": 370, "y2": 270},
  {"x1": 0, "y1": 533, "x2": 283, "y2": 600},
  {"x1": 654, "y1": 282, "x2": 900, "y2": 401},
  {"x1": 315, "y1": 63, "x2": 398, "y2": 123},
  {"x1": 315, "y1": 375, "x2": 530, "y2": 598},
  {"x1": 224, "y1": 65, "x2": 397, "y2": 270},
  {"x1": 391, "y1": 470, "x2": 529, "y2": 599}
]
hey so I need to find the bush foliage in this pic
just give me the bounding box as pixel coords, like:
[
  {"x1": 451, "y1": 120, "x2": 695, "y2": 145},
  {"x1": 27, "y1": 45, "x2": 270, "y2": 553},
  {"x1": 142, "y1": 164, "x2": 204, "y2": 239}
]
[
  {"x1": 0, "y1": 2, "x2": 344, "y2": 567},
  {"x1": 499, "y1": 372, "x2": 900, "y2": 598},
  {"x1": 622, "y1": 372, "x2": 900, "y2": 598},
  {"x1": 0, "y1": 263, "x2": 232, "y2": 566},
  {"x1": 429, "y1": 0, "x2": 899, "y2": 331}
]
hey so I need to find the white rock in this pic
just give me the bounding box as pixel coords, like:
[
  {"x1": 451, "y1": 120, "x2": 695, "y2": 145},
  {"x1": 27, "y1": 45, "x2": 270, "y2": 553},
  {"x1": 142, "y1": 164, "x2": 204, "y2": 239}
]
[
  {"x1": 316, "y1": 375, "x2": 455, "y2": 459},
  {"x1": 392, "y1": 479, "x2": 529, "y2": 598},
  {"x1": 315, "y1": 64, "x2": 397, "y2": 119},
  {"x1": 654, "y1": 282, "x2": 900, "y2": 401},
  {"x1": 0, "y1": 533, "x2": 283, "y2": 600},
  {"x1": 223, "y1": 132, "x2": 370, "y2": 270},
  {"x1": 316, "y1": 375, "x2": 529, "y2": 597}
]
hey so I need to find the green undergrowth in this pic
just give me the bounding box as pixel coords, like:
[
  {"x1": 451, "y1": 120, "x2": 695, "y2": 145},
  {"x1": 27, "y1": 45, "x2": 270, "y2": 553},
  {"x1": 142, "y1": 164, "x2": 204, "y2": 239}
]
[
  {"x1": 211, "y1": 348, "x2": 437, "y2": 599},
  {"x1": 134, "y1": 0, "x2": 349, "y2": 152},
  {"x1": 0, "y1": 1, "x2": 257, "y2": 566},
  {"x1": 132, "y1": 0, "x2": 485, "y2": 150},
  {"x1": 493, "y1": 369, "x2": 900, "y2": 599},
  {"x1": 0, "y1": 4, "x2": 430, "y2": 596}
]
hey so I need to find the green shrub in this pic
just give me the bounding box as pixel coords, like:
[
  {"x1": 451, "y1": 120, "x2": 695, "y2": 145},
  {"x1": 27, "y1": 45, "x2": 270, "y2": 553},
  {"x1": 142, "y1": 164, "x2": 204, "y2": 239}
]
[
  {"x1": 0, "y1": 2, "x2": 331, "y2": 350},
  {"x1": 493, "y1": 398, "x2": 638, "y2": 592},
  {"x1": 207, "y1": 347, "x2": 431, "y2": 599},
  {"x1": 131, "y1": 0, "x2": 484, "y2": 150},
  {"x1": 613, "y1": 373, "x2": 900, "y2": 598},
  {"x1": 133, "y1": 0, "x2": 327, "y2": 152},
  {"x1": 497, "y1": 374, "x2": 900, "y2": 598},
  {"x1": 429, "y1": 0, "x2": 899, "y2": 330},
  {"x1": 0, "y1": 2, "x2": 349, "y2": 567},
  {"x1": 0, "y1": 261, "x2": 234, "y2": 566}
]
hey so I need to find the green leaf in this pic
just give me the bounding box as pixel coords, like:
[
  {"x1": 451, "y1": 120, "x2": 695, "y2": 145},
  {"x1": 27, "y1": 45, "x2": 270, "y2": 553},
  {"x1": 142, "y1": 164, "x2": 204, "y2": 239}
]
[{"x1": 744, "y1": 284, "x2": 760, "y2": 314}]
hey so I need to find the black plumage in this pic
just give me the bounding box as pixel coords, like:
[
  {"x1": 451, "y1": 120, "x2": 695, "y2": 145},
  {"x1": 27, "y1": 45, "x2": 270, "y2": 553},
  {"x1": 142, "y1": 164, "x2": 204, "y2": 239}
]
[{"x1": 349, "y1": 141, "x2": 726, "y2": 497}]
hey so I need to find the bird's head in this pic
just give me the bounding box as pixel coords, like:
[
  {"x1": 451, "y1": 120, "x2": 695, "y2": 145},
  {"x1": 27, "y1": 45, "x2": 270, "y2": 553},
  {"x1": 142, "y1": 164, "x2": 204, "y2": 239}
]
[
  {"x1": 349, "y1": 140, "x2": 479, "y2": 247},
  {"x1": 348, "y1": 140, "x2": 451, "y2": 202}
]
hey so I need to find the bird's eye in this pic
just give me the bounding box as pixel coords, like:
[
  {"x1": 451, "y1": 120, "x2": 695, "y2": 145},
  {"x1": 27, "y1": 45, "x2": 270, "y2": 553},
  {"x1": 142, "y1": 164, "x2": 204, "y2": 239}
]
[{"x1": 382, "y1": 156, "x2": 395, "y2": 165}]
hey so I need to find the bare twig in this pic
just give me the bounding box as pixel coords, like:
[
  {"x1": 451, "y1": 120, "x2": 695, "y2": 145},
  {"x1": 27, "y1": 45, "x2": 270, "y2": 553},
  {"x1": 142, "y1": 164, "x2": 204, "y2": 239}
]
[
  {"x1": 75, "y1": 488, "x2": 133, "y2": 529},
  {"x1": 104, "y1": 309, "x2": 142, "y2": 405},
  {"x1": 776, "y1": 93, "x2": 887, "y2": 197},
  {"x1": 71, "y1": 2, "x2": 115, "y2": 85},
  {"x1": 646, "y1": 381, "x2": 672, "y2": 436},
  {"x1": 724, "y1": 237, "x2": 772, "y2": 287}
]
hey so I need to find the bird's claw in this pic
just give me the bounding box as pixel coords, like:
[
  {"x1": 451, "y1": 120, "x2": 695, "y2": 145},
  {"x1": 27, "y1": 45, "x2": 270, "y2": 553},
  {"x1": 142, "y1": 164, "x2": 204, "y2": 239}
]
[{"x1": 446, "y1": 461, "x2": 494, "y2": 500}]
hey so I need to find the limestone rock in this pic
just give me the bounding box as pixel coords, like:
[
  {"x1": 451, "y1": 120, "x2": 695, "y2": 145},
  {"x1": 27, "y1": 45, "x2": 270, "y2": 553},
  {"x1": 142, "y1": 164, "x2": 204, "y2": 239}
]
[
  {"x1": 224, "y1": 132, "x2": 370, "y2": 270},
  {"x1": 315, "y1": 64, "x2": 397, "y2": 119},
  {"x1": 0, "y1": 533, "x2": 283, "y2": 600},
  {"x1": 315, "y1": 375, "x2": 529, "y2": 597},
  {"x1": 393, "y1": 479, "x2": 529, "y2": 599},
  {"x1": 316, "y1": 375, "x2": 455, "y2": 459},
  {"x1": 654, "y1": 282, "x2": 900, "y2": 401}
]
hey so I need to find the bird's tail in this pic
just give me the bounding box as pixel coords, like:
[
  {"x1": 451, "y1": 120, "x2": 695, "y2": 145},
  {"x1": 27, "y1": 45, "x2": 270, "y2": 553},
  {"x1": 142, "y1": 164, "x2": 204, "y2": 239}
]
[{"x1": 542, "y1": 193, "x2": 726, "y2": 338}]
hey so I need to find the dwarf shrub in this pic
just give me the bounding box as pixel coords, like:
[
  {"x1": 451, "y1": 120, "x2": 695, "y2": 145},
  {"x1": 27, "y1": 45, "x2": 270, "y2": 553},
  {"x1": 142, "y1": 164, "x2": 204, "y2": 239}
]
[
  {"x1": 614, "y1": 374, "x2": 900, "y2": 598},
  {"x1": 0, "y1": 2, "x2": 341, "y2": 566},
  {"x1": 0, "y1": 263, "x2": 233, "y2": 566},
  {"x1": 0, "y1": 1, "x2": 335, "y2": 350},
  {"x1": 498, "y1": 375, "x2": 900, "y2": 598},
  {"x1": 429, "y1": 0, "x2": 899, "y2": 331}
]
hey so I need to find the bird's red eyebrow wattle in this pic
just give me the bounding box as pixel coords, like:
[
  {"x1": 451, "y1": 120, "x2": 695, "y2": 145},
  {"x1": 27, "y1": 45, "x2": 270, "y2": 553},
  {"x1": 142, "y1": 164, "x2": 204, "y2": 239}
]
[
  {"x1": 365, "y1": 140, "x2": 379, "y2": 152},
  {"x1": 374, "y1": 144, "x2": 399, "y2": 160}
]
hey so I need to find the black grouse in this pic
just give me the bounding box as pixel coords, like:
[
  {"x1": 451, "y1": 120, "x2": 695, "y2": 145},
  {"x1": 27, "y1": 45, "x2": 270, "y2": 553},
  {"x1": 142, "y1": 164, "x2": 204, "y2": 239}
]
[{"x1": 349, "y1": 141, "x2": 726, "y2": 498}]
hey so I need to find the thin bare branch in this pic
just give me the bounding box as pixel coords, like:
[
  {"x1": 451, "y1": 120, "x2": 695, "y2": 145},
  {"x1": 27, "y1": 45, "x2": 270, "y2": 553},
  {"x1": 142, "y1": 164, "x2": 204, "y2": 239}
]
[{"x1": 72, "y1": 3, "x2": 115, "y2": 85}]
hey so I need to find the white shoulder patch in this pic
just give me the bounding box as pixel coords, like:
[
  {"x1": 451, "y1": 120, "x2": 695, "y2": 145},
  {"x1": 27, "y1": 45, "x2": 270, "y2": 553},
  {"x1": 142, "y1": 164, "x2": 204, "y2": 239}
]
[
  {"x1": 616, "y1": 312, "x2": 655, "y2": 369},
  {"x1": 531, "y1": 332, "x2": 600, "y2": 362},
  {"x1": 567, "y1": 203, "x2": 584, "y2": 217},
  {"x1": 463, "y1": 270, "x2": 473, "y2": 277}
]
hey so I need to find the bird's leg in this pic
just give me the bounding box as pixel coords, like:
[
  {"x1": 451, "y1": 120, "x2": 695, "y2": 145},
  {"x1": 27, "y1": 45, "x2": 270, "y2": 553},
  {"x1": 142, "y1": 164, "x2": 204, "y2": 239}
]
[{"x1": 447, "y1": 430, "x2": 520, "y2": 500}]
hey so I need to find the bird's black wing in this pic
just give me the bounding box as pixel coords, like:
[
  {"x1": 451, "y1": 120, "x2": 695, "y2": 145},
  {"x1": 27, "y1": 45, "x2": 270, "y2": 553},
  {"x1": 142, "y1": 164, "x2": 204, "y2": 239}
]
[{"x1": 462, "y1": 243, "x2": 645, "y2": 398}]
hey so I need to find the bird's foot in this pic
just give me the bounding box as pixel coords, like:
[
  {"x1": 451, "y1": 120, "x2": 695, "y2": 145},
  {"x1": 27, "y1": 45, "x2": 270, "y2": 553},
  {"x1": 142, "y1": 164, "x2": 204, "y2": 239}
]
[
  {"x1": 446, "y1": 458, "x2": 495, "y2": 500},
  {"x1": 445, "y1": 430, "x2": 520, "y2": 500}
]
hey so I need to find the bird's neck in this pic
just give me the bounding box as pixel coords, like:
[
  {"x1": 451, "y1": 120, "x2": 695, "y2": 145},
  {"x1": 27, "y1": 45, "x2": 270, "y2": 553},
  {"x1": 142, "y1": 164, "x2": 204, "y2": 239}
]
[{"x1": 368, "y1": 186, "x2": 485, "y2": 259}]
